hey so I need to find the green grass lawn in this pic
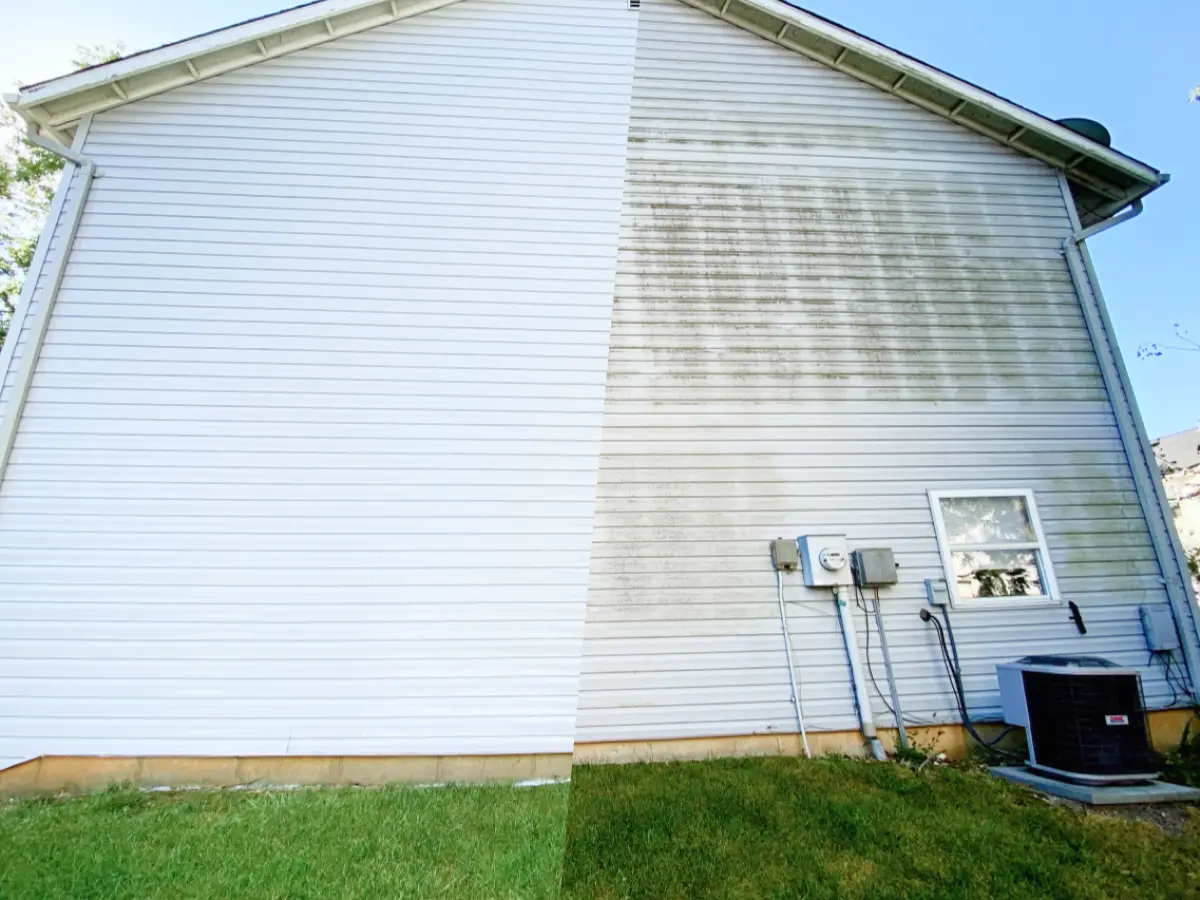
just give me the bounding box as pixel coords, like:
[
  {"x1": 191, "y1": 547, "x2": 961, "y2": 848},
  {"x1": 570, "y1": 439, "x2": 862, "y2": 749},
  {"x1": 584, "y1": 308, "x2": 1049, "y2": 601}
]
[
  {"x1": 561, "y1": 757, "x2": 1200, "y2": 900},
  {"x1": 0, "y1": 782, "x2": 569, "y2": 900}
]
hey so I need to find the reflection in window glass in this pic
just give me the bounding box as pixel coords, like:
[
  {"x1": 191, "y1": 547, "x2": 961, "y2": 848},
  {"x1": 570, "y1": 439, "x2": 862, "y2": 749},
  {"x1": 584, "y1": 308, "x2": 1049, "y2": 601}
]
[
  {"x1": 951, "y1": 550, "x2": 1043, "y2": 598},
  {"x1": 930, "y1": 490, "x2": 1058, "y2": 604},
  {"x1": 938, "y1": 496, "x2": 1035, "y2": 545}
]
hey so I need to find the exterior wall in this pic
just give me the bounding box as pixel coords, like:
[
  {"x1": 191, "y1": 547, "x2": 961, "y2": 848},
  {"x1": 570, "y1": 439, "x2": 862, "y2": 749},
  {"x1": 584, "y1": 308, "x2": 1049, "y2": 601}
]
[
  {"x1": 577, "y1": 0, "x2": 1188, "y2": 744},
  {"x1": 0, "y1": 0, "x2": 638, "y2": 769}
]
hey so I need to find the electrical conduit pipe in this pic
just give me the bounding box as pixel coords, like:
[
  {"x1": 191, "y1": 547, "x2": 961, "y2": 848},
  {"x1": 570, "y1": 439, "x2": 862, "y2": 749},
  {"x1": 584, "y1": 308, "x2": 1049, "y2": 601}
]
[
  {"x1": 835, "y1": 586, "x2": 887, "y2": 761},
  {"x1": 775, "y1": 570, "x2": 812, "y2": 758}
]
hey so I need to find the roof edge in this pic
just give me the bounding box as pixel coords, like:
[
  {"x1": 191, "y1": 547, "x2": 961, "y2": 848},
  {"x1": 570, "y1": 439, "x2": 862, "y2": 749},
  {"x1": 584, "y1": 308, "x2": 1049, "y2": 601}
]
[
  {"x1": 684, "y1": 0, "x2": 1162, "y2": 206},
  {"x1": 8, "y1": 0, "x2": 467, "y2": 133},
  {"x1": 7, "y1": 0, "x2": 1165, "y2": 219}
]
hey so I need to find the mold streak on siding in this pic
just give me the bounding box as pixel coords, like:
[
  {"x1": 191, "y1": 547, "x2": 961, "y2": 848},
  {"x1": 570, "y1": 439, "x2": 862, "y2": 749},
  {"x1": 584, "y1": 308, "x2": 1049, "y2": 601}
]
[
  {"x1": 0, "y1": 0, "x2": 638, "y2": 769},
  {"x1": 577, "y1": 0, "x2": 1175, "y2": 744}
]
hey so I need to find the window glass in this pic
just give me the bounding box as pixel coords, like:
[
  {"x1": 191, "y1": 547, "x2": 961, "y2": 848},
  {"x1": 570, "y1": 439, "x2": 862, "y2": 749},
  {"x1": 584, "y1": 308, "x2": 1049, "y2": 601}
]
[
  {"x1": 937, "y1": 495, "x2": 1036, "y2": 546},
  {"x1": 950, "y1": 549, "x2": 1043, "y2": 598}
]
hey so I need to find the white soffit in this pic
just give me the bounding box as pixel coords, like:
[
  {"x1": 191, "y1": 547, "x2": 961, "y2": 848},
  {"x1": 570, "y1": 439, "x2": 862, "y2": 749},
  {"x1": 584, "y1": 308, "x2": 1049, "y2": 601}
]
[
  {"x1": 682, "y1": 0, "x2": 1165, "y2": 224},
  {"x1": 4, "y1": 0, "x2": 468, "y2": 143}
]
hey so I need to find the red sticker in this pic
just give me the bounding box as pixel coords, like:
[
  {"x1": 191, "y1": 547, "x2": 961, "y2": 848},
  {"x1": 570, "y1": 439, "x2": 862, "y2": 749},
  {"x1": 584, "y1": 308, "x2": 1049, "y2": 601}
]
[{"x1": 1105, "y1": 715, "x2": 1129, "y2": 726}]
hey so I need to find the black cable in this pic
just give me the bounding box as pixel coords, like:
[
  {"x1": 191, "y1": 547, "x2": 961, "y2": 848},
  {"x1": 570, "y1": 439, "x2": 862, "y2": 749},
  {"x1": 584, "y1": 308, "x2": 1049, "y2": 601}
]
[
  {"x1": 922, "y1": 608, "x2": 1021, "y2": 756},
  {"x1": 1152, "y1": 651, "x2": 1182, "y2": 708},
  {"x1": 1162, "y1": 652, "x2": 1195, "y2": 712}
]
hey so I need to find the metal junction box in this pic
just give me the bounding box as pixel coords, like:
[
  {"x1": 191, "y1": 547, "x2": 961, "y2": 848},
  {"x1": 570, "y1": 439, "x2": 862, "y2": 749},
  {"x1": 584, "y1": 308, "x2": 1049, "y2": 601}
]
[
  {"x1": 851, "y1": 548, "x2": 898, "y2": 587},
  {"x1": 1139, "y1": 606, "x2": 1180, "y2": 653},
  {"x1": 771, "y1": 539, "x2": 799, "y2": 572},
  {"x1": 797, "y1": 535, "x2": 849, "y2": 587}
]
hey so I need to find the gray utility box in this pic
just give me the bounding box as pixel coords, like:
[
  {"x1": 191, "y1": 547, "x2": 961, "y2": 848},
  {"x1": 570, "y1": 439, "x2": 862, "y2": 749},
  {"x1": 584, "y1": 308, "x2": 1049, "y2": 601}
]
[
  {"x1": 851, "y1": 548, "x2": 898, "y2": 587},
  {"x1": 771, "y1": 539, "x2": 799, "y2": 572}
]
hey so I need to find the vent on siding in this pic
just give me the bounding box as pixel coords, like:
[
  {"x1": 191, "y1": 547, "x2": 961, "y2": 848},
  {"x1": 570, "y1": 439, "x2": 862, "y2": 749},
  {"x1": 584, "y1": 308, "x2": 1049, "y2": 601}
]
[{"x1": 628, "y1": 0, "x2": 641, "y2": 8}]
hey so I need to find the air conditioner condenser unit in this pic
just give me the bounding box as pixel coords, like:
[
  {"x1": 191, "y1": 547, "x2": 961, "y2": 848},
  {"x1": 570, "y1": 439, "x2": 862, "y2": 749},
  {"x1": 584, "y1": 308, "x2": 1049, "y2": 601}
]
[{"x1": 997, "y1": 655, "x2": 1159, "y2": 785}]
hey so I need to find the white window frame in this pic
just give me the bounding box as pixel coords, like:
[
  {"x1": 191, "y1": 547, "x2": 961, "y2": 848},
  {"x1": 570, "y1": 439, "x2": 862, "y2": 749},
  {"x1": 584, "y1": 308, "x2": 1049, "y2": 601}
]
[{"x1": 928, "y1": 488, "x2": 1061, "y2": 608}]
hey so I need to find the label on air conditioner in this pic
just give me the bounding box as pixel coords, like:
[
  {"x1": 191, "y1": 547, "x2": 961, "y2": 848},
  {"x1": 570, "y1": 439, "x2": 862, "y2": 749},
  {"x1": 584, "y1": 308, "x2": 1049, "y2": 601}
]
[{"x1": 1105, "y1": 715, "x2": 1129, "y2": 726}]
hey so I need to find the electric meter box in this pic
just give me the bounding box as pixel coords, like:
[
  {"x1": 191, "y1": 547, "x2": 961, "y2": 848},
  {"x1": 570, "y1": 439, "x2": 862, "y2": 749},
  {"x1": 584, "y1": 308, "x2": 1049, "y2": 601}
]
[{"x1": 797, "y1": 535, "x2": 849, "y2": 587}]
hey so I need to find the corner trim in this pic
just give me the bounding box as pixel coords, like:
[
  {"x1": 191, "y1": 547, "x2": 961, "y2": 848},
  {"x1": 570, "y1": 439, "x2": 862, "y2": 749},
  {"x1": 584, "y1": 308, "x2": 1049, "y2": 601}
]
[
  {"x1": 1055, "y1": 171, "x2": 1200, "y2": 697},
  {"x1": 0, "y1": 116, "x2": 96, "y2": 488},
  {"x1": 0, "y1": 117, "x2": 93, "y2": 413}
]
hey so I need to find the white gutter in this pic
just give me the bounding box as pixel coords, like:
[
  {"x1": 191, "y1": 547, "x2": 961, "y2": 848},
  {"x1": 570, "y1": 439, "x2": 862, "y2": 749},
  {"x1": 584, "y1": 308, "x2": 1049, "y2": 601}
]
[
  {"x1": 0, "y1": 121, "x2": 98, "y2": 485},
  {"x1": 1056, "y1": 172, "x2": 1200, "y2": 702}
]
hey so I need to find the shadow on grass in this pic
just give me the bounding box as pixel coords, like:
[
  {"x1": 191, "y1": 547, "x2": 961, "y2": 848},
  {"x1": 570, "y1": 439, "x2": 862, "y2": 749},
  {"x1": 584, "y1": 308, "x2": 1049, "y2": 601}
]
[{"x1": 561, "y1": 757, "x2": 1199, "y2": 900}]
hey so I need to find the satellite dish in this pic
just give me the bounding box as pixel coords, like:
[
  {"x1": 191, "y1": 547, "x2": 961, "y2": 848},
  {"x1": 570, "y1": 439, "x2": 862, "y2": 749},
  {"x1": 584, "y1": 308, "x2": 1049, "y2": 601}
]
[{"x1": 1055, "y1": 117, "x2": 1112, "y2": 147}]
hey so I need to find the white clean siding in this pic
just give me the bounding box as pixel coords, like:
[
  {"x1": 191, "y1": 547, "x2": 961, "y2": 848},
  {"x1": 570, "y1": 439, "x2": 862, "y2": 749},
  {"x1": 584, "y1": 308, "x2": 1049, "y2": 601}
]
[
  {"x1": 577, "y1": 0, "x2": 1179, "y2": 744},
  {"x1": 0, "y1": 0, "x2": 638, "y2": 768}
]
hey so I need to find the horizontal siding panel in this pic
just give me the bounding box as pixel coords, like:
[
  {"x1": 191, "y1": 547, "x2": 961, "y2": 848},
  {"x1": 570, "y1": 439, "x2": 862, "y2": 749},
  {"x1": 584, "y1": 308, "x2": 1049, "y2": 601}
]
[
  {"x1": 577, "y1": 0, "x2": 1171, "y2": 746},
  {"x1": 0, "y1": 0, "x2": 638, "y2": 762}
]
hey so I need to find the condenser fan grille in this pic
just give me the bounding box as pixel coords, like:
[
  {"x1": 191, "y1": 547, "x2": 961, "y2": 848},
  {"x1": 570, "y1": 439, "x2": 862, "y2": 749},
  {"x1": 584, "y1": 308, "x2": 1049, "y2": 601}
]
[{"x1": 1022, "y1": 671, "x2": 1155, "y2": 777}]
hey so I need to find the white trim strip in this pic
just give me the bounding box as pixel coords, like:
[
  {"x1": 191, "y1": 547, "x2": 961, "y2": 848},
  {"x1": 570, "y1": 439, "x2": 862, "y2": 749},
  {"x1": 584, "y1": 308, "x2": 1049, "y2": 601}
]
[
  {"x1": 0, "y1": 125, "x2": 87, "y2": 397},
  {"x1": 1056, "y1": 171, "x2": 1200, "y2": 696},
  {"x1": 0, "y1": 117, "x2": 97, "y2": 485}
]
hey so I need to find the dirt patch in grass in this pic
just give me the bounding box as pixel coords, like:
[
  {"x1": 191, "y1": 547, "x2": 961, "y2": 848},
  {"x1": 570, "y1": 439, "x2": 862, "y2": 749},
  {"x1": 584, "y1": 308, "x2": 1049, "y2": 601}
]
[{"x1": 561, "y1": 757, "x2": 1200, "y2": 900}]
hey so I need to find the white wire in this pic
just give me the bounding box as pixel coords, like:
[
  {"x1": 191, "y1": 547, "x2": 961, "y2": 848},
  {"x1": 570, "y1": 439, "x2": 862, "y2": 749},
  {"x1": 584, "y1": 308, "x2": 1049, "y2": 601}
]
[{"x1": 776, "y1": 569, "x2": 811, "y2": 758}]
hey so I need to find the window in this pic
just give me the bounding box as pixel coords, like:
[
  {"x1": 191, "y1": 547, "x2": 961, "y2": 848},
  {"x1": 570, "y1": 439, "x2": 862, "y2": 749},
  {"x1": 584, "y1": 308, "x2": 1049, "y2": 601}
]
[{"x1": 929, "y1": 489, "x2": 1059, "y2": 605}]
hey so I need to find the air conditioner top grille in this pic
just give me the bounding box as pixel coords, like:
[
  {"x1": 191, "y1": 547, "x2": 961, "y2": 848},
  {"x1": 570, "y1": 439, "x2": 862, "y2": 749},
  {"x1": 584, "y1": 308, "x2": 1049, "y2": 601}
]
[
  {"x1": 1016, "y1": 655, "x2": 1120, "y2": 669},
  {"x1": 1007, "y1": 655, "x2": 1138, "y2": 677}
]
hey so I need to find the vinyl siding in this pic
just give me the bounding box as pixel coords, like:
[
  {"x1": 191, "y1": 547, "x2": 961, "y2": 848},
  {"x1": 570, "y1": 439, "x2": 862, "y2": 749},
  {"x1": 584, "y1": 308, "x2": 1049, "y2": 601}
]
[
  {"x1": 577, "y1": 0, "x2": 1180, "y2": 744},
  {"x1": 0, "y1": 0, "x2": 638, "y2": 767}
]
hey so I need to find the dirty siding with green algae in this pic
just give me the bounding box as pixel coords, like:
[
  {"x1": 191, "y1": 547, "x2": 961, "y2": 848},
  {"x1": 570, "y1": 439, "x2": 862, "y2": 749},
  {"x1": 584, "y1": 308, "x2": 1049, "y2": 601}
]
[{"x1": 577, "y1": 0, "x2": 1170, "y2": 746}]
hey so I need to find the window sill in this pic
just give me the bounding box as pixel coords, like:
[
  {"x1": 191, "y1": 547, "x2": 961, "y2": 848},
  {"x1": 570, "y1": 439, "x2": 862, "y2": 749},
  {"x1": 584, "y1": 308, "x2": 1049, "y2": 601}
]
[{"x1": 950, "y1": 596, "x2": 1063, "y2": 611}]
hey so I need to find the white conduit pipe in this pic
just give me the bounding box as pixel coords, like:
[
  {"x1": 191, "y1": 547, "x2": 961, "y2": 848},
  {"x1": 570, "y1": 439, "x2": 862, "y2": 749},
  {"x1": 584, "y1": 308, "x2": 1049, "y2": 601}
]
[
  {"x1": 1056, "y1": 177, "x2": 1200, "y2": 702},
  {"x1": 775, "y1": 570, "x2": 811, "y2": 758},
  {"x1": 0, "y1": 125, "x2": 98, "y2": 485},
  {"x1": 835, "y1": 586, "x2": 887, "y2": 761}
]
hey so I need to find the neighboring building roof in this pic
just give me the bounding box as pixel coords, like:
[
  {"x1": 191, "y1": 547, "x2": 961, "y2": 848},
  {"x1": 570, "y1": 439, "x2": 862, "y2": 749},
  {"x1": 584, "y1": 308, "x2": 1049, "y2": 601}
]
[
  {"x1": 1155, "y1": 426, "x2": 1200, "y2": 475},
  {"x1": 3, "y1": 0, "x2": 1166, "y2": 225}
]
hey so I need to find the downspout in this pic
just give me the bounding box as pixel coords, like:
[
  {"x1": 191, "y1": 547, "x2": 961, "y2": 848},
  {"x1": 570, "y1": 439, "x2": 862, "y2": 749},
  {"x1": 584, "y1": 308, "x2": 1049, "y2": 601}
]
[
  {"x1": 0, "y1": 122, "x2": 98, "y2": 485},
  {"x1": 1057, "y1": 173, "x2": 1200, "y2": 702}
]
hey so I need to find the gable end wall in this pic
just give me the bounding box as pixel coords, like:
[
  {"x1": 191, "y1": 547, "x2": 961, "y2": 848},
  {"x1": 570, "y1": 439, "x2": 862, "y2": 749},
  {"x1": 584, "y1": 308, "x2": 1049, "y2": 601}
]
[{"x1": 577, "y1": 0, "x2": 1183, "y2": 744}]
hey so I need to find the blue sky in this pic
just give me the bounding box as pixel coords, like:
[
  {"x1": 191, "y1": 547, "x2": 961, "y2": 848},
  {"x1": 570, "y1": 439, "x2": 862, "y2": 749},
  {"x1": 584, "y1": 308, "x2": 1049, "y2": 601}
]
[{"x1": 2, "y1": 0, "x2": 1196, "y2": 436}]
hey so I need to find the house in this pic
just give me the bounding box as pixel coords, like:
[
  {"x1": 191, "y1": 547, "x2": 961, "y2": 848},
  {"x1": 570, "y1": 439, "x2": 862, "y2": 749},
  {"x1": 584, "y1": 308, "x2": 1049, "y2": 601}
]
[
  {"x1": 1, "y1": 0, "x2": 1196, "y2": 793},
  {"x1": 1155, "y1": 426, "x2": 1200, "y2": 589}
]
